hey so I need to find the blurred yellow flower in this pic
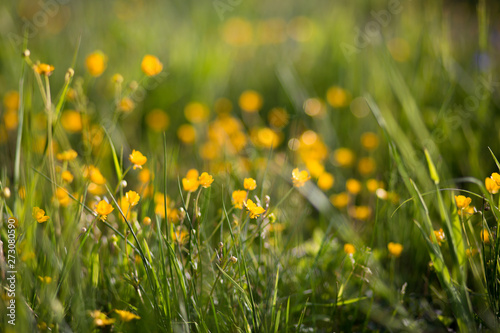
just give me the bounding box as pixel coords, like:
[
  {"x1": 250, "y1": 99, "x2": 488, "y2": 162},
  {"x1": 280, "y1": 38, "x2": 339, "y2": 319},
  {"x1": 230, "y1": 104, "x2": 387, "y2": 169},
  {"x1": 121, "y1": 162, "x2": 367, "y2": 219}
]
[
  {"x1": 184, "y1": 102, "x2": 210, "y2": 123},
  {"x1": 3, "y1": 109, "x2": 18, "y2": 130},
  {"x1": 182, "y1": 177, "x2": 199, "y2": 192},
  {"x1": 90, "y1": 310, "x2": 115, "y2": 327},
  {"x1": 492, "y1": 172, "x2": 500, "y2": 186},
  {"x1": 88, "y1": 183, "x2": 106, "y2": 196},
  {"x1": 115, "y1": 309, "x2": 140, "y2": 322},
  {"x1": 186, "y1": 169, "x2": 199, "y2": 179},
  {"x1": 95, "y1": 200, "x2": 114, "y2": 221},
  {"x1": 268, "y1": 107, "x2": 289, "y2": 128},
  {"x1": 135, "y1": 169, "x2": 150, "y2": 185},
  {"x1": 387, "y1": 242, "x2": 403, "y2": 257},
  {"x1": 455, "y1": 195, "x2": 471, "y2": 210},
  {"x1": 333, "y1": 148, "x2": 355, "y2": 167},
  {"x1": 244, "y1": 178, "x2": 257, "y2": 191},
  {"x1": 61, "y1": 170, "x2": 74, "y2": 183},
  {"x1": 239, "y1": 90, "x2": 263, "y2": 112},
  {"x1": 305, "y1": 159, "x2": 324, "y2": 178},
  {"x1": 346, "y1": 179, "x2": 362, "y2": 195},
  {"x1": 141, "y1": 55, "x2": 163, "y2": 76},
  {"x1": 366, "y1": 179, "x2": 383, "y2": 193},
  {"x1": 432, "y1": 228, "x2": 445, "y2": 245},
  {"x1": 344, "y1": 243, "x2": 355, "y2": 255},
  {"x1": 56, "y1": 149, "x2": 78, "y2": 161},
  {"x1": 199, "y1": 172, "x2": 214, "y2": 188},
  {"x1": 177, "y1": 124, "x2": 196, "y2": 144},
  {"x1": 330, "y1": 192, "x2": 349, "y2": 209},
  {"x1": 360, "y1": 132, "x2": 379, "y2": 150},
  {"x1": 303, "y1": 98, "x2": 325, "y2": 117},
  {"x1": 292, "y1": 168, "x2": 310, "y2": 187},
  {"x1": 3, "y1": 91, "x2": 19, "y2": 110},
  {"x1": 486, "y1": 176, "x2": 500, "y2": 194},
  {"x1": 55, "y1": 188, "x2": 71, "y2": 207},
  {"x1": 245, "y1": 199, "x2": 265, "y2": 219},
  {"x1": 232, "y1": 190, "x2": 247, "y2": 209},
  {"x1": 85, "y1": 51, "x2": 107, "y2": 77},
  {"x1": 61, "y1": 110, "x2": 83, "y2": 133},
  {"x1": 326, "y1": 86, "x2": 350, "y2": 108},
  {"x1": 129, "y1": 150, "x2": 147, "y2": 169},
  {"x1": 34, "y1": 63, "x2": 54, "y2": 76},
  {"x1": 143, "y1": 216, "x2": 152, "y2": 226},
  {"x1": 89, "y1": 167, "x2": 106, "y2": 185},
  {"x1": 317, "y1": 172, "x2": 334, "y2": 191},
  {"x1": 126, "y1": 190, "x2": 140, "y2": 206},
  {"x1": 146, "y1": 109, "x2": 170, "y2": 132},
  {"x1": 118, "y1": 97, "x2": 135, "y2": 113},
  {"x1": 38, "y1": 276, "x2": 52, "y2": 283},
  {"x1": 172, "y1": 227, "x2": 189, "y2": 245},
  {"x1": 481, "y1": 229, "x2": 490, "y2": 244},
  {"x1": 358, "y1": 157, "x2": 376, "y2": 176},
  {"x1": 350, "y1": 205, "x2": 371, "y2": 220},
  {"x1": 33, "y1": 207, "x2": 49, "y2": 223}
]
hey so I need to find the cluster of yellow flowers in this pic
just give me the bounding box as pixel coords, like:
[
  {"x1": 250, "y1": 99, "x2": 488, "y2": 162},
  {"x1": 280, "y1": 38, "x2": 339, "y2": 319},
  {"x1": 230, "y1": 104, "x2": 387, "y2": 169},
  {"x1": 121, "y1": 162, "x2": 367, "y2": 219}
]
[{"x1": 182, "y1": 169, "x2": 214, "y2": 192}]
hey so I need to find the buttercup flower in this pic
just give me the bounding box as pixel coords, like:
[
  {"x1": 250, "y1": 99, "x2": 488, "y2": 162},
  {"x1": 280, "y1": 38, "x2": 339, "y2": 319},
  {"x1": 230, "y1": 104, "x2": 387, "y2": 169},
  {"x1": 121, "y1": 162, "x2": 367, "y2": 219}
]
[
  {"x1": 115, "y1": 309, "x2": 141, "y2": 322},
  {"x1": 141, "y1": 55, "x2": 163, "y2": 76},
  {"x1": 90, "y1": 310, "x2": 115, "y2": 327},
  {"x1": 85, "y1": 51, "x2": 107, "y2": 77},
  {"x1": 56, "y1": 149, "x2": 78, "y2": 161},
  {"x1": 455, "y1": 195, "x2": 471, "y2": 210},
  {"x1": 387, "y1": 242, "x2": 403, "y2": 257},
  {"x1": 182, "y1": 178, "x2": 199, "y2": 192},
  {"x1": 432, "y1": 228, "x2": 445, "y2": 245},
  {"x1": 244, "y1": 178, "x2": 257, "y2": 191},
  {"x1": 129, "y1": 150, "x2": 147, "y2": 169},
  {"x1": 239, "y1": 90, "x2": 263, "y2": 112},
  {"x1": 481, "y1": 229, "x2": 490, "y2": 244},
  {"x1": 492, "y1": 172, "x2": 500, "y2": 186},
  {"x1": 245, "y1": 199, "x2": 265, "y2": 219},
  {"x1": 95, "y1": 200, "x2": 114, "y2": 221},
  {"x1": 126, "y1": 191, "x2": 140, "y2": 206},
  {"x1": 232, "y1": 190, "x2": 247, "y2": 209},
  {"x1": 34, "y1": 63, "x2": 54, "y2": 76},
  {"x1": 199, "y1": 172, "x2": 214, "y2": 188},
  {"x1": 292, "y1": 168, "x2": 310, "y2": 188},
  {"x1": 33, "y1": 207, "x2": 49, "y2": 223},
  {"x1": 344, "y1": 243, "x2": 355, "y2": 255},
  {"x1": 486, "y1": 177, "x2": 499, "y2": 194},
  {"x1": 61, "y1": 170, "x2": 74, "y2": 183}
]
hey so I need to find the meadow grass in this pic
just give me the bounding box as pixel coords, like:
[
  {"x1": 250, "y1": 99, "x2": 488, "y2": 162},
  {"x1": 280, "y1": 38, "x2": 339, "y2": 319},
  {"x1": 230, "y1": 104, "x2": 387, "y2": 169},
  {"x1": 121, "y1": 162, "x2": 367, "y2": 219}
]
[{"x1": 1, "y1": 0, "x2": 500, "y2": 332}]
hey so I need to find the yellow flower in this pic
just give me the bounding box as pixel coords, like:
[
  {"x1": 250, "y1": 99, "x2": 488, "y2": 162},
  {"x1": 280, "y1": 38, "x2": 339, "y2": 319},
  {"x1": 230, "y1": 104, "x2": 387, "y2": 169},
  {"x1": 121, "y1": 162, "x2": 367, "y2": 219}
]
[
  {"x1": 182, "y1": 178, "x2": 199, "y2": 192},
  {"x1": 317, "y1": 172, "x2": 334, "y2": 191},
  {"x1": 305, "y1": 159, "x2": 324, "y2": 178},
  {"x1": 268, "y1": 107, "x2": 289, "y2": 128},
  {"x1": 56, "y1": 149, "x2": 78, "y2": 161},
  {"x1": 85, "y1": 51, "x2": 107, "y2": 77},
  {"x1": 333, "y1": 148, "x2": 355, "y2": 167},
  {"x1": 491, "y1": 172, "x2": 500, "y2": 186},
  {"x1": 239, "y1": 90, "x2": 263, "y2": 112},
  {"x1": 343, "y1": 243, "x2": 355, "y2": 255},
  {"x1": 95, "y1": 200, "x2": 114, "y2": 221},
  {"x1": 245, "y1": 199, "x2": 265, "y2": 219},
  {"x1": 3, "y1": 109, "x2": 18, "y2": 130},
  {"x1": 199, "y1": 172, "x2": 214, "y2": 188},
  {"x1": 232, "y1": 190, "x2": 247, "y2": 209},
  {"x1": 90, "y1": 310, "x2": 115, "y2": 327},
  {"x1": 244, "y1": 178, "x2": 257, "y2": 191},
  {"x1": 141, "y1": 55, "x2": 163, "y2": 76},
  {"x1": 118, "y1": 97, "x2": 135, "y2": 113},
  {"x1": 129, "y1": 150, "x2": 147, "y2": 169},
  {"x1": 366, "y1": 179, "x2": 383, "y2": 193},
  {"x1": 38, "y1": 276, "x2": 52, "y2": 283},
  {"x1": 61, "y1": 170, "x2": 74, "y2": 183},
  {"x1": 33, "y1": 207, "x2": 49, "y2": 223},
  {"x1": 330, "y1": 192, "x2": 349, "y2": 209},
  {"x1": 146, "y1": 109, "x2": 170, "y2": 132},
  {"x1": 55, "y1": 188, "x2": 71, "y2": 207},
  {"x1": 481, "y1": 229, "x2": 490, "y2": 244},
  {"x1": 172, "y1": 227, "x2": 189, "y2": 245},
  {"x1": 292, "y1": 168, "x2": 310, "y2": 187},
  {"x1": 432, "y1": 228, "x2": 445, "y2": 245},
  {"x1": 186, "y1": 169, "x2": 199, "y2": 179},
  {"x1": 89, "y1": 167, "x2": 106, "y2": 185},
  {"x1": 326, "y1": 86, "x2": 350, "y2": 108},
  {"x1": 115, "y1": 309, "x2": 140, "y2": 322},
  {"x1": 350, "y1": 205, "x2": 372, "y2": 220},
  {"x1": 3, "y1": 91, "x2": 19, "y2": 110},
  {"x1": 34, "y1": 63, "x2": 54, "y2": 76},
  {"x1": 358, "y1": 157, "x2": 376, "y2": 176},
  {"x1": 61, "y1": 110, "x2": 83, "y2": 133},
  {"x1": 88, "y1": 183, "x2": 106, "y2": 196},
  {"x1": 360, "y1": 132, "x2": 379, "y2": 150},
  {"x1": 138, "y1": 168, "x2": 151, "y2": 184},
  {"x1": 184, "y1": 102, "x2": 210, "y2": 123},
  {"x1": 485, "y1": 177, "x2": 499, "y2": 194},
  {"x1": 177, "y1": 124, "x2": 196, "y2": 144},
  {"x1": 346, "y1": 179, "x2": 362, "y2": 195},
  {"x1": 126, "y1": 191, "x2": 140, "y2": 206},
  {"x1": 387, "y1": 242, "x2": 403, "y2": 257},
  {"x1": 455, "y1": 195, "x2": 471, "y2": 210},
  {"x1": 143, "y1": 217, "x2": 152, "y2": 226}
]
